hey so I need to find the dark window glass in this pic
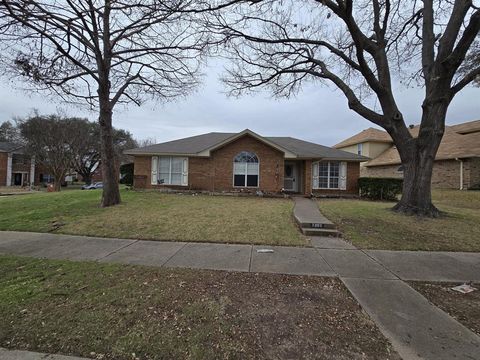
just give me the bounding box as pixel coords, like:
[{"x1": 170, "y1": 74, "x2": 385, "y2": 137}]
[
  {"x1": 247, "y1": 175, "x2": 258, "y2": 187},
  {"x1": 234, "y1": 175, "x2": 246, "y2": 187}
]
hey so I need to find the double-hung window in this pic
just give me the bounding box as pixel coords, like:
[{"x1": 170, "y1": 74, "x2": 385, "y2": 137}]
[
  {"x1": 151, "y1": 156, "x2": 188, "y2": 185},
  {"x1": 312, "y1": 161, "x2": 342, "y2": 189},
  {"x1": 233, "y1": 151, "x2": 259, "y2": 187}
]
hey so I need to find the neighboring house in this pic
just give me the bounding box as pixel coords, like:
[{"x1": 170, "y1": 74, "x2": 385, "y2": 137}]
[
  {"x1": 125, "y1": 129, "x2": 367, "y2": 196},
  {"x1": 0, "y1": 141, "x2": 58, "y2": 187},
  {"x1": 0, "y1": 142, "x2": 36, "y2": 187},
  {"x1": 334, "y1": 120, "x2": 480, "y2": 190}
]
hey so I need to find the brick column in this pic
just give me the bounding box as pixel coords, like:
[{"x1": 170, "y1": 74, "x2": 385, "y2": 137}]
[{"x1": 304, "y1": 160, "x2": 312, "y2": 195}]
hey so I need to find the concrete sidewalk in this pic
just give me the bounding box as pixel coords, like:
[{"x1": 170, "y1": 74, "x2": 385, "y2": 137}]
[
  {"x1": 0, "y1": 348, "x2": 88, "y2": 360},
  {"x1": 2, "y1": 231, "x2": 479, "y2": 281},
  {"x1": 1, "y1": 230, "x2": 479, "y2": 360}
]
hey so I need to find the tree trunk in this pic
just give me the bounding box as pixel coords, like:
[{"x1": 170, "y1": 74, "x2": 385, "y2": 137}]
[
  {"x1": 52, "y1": 169, "x2": 65, "y2": 192},
  {"x1": 392, "y1": 101, "x2": 448, "y2": 217},
  {"x1": 392, "y1": 150, "x2": 439, "y2": 217},
  {"x1": 53, "y1": 180, "x2": 62, "y2": 192},
  {"x1": 98, "y1": 99, "x2": 121, "y2": 207},
  {"x1": 84, "y1": 174, "x2": 92, "y2": 185}
]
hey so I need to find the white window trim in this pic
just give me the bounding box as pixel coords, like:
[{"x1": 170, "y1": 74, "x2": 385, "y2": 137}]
[
  {"x1": 151, "y1": 156, "x2": 188, "y2": 186},
  {"x1": 312, "y1": 161, "x2": 341, "y2": 190},
  {"x1": 233, "y1": 155, "x2": 260, "y2": 188}
]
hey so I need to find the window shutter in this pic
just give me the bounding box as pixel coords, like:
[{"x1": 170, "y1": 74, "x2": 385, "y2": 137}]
[
  {"x1": 151, "y1": 156, "x2": 158, "y2": 185},
  {"x1": 312, "y1": 162, "x2": 319, "y2": 189},
  {"x1": 182, "y1": 158, "x2": 188, "y2": 186},
  {"x1": 339, "y1": 162, "x2": 347, "y2": 190}
]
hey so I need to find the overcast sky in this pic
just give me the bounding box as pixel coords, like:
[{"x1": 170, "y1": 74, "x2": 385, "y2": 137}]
[{"x1": 0, "y1": 62, "x2": 478, "y2": 147}]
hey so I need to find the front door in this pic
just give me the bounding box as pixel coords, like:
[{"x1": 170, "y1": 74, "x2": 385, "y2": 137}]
[
  {"x1": 284, "y1": 162, "x2": 298, "y2": 192},
  {"x1": 13, "y1": 173, "x2": 23, "y2": 186}
]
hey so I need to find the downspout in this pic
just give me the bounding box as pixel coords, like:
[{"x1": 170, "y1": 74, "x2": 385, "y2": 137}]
[{"x1": 455, "y1": 158, "x2": 463, "y2": 190}]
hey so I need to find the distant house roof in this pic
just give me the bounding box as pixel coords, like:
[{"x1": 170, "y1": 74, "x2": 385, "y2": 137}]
[
  {"x1": 450, "y1": 119, "x2": 480, "y2": 135},
  {"x1": 333, "y1": 127, "x2": 393, "y2": 148},
  {"x1": 125, "y1": 129, "x2": 368, "y2": 161},
  {"x1": 0, "y1": 142, "x2": 24, "y2": 153},
  {"x1": 365, "y1": 127, "x2": 480, "y2": 167}
]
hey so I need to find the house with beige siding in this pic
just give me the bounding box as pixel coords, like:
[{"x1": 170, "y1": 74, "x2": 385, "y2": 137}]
[
  {"x1": 334, "y1": 120, "x2": 480, "y2": 190},
  {"x1": 125, "y1": 129, "x2": 367, "y2": 196}
]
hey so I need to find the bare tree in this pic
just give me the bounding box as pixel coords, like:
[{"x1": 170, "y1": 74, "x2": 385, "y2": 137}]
[
  {"x1": 0, "y1": 0, "x2": 215, "y2": 206},
  {"x1": 211, "y1": 0, "x2": 480, "y2": 216},
  {"x1": 19, "y1": 114, "x2": 81, "y2": 191},
  {"x1": 0, "y1": 120, "x2": 22, "y2": 143},
  {"x1": 71, "y1": 120, "x2": 135, "y2": 185}
]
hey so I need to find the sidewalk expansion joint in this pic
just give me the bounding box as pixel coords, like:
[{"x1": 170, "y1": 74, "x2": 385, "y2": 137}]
[{"x1": 96, "y1": 239, "x2": 139, "y2": 261}]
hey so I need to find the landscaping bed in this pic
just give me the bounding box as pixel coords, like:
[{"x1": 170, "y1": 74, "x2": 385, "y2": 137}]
[
  {"x1": 410, "y1": 282, "x2": 480, "y2": 336},
  {"x1": 318, "y1": 190, "x2": 480, "y2": 251},
  {"x1": 0, "y1": 189, "x2": 305, "y2": 246},
  {"x1": 0, "y1": 255, "x2": 399, "y2": 359}
]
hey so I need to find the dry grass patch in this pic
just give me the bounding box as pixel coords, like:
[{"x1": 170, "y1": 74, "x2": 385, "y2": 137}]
[
  {"x1": 0, "y1": 190, "x2": 306, "y2": 246},
  {"x1": 0, "y1": 255, "x2": 400, "y2": 360},
  {"x1": 410, "y1": 282, "x2": 480, "y2": 336},
  {"x1": 318, "y1": 190, "x2": 480, "y2": 251}
]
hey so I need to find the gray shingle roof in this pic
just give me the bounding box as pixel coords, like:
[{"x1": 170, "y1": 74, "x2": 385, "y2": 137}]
[
  {"x1": 125, "y1": 131, "x2": 368, "y2": 161},
  {"x1": 126, "y1": 132, "x2": 233, "y2": 155},
  {"x1": 266, "y1": 137, "x2": 368, "y2": 160},
  {"x1": 0, "y1": 142, "x2": 24, "y2": 153}
]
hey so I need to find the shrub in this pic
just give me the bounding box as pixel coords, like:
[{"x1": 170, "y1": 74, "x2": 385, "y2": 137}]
[{"x1": 358, "y1": 177, "x2": 403, "y2": 201}]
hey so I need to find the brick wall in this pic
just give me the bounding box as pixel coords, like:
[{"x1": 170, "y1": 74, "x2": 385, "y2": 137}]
[
  {"x1": 132, "y1": 135, "x2": 361, "y2": 194},
  {"x1": 210, "y1": 134, "x2": 284, "y2": 192},
  {"x1": 464, "y1": 158, "x2": 480, "y2": 189},
  {"x1": 0, "y1": 152, "x2": 7, "y2": 186},
  {"x1": 363, "y1": 159, "x2": 480, "y2": 189},
  {"x1": 133, "y1": 134, "x2": 284, "y2": 192}
]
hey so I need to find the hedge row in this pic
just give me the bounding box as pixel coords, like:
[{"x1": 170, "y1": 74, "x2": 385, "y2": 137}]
[{"x1": 358, "y1": 177, "x2": 403, "y2": 201}]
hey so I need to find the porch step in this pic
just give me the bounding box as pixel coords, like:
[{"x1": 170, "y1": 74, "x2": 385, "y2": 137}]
[
  {"x1": 293, "y1": 197, "x2": 342, "y2": 238},
  {"x1": 296, "y1": 221, "x2": 336, "y2": 229},
  {"x1": 302, "y1": 228, "x2": 342, "y2": 237}
]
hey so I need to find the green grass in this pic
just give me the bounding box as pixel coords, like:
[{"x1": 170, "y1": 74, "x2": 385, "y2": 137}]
[
  {"x1": 0, "y1": 189, "x2": 306, "y2": 246},
  {"x1": 0, "y1": 255, "x2": 398, "y2": 360},
  {"x1": 319, "y1": 190, "x2": 480, "y2": 251}
]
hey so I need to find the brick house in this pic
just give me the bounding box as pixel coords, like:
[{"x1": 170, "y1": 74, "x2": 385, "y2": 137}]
[
  {"x1": 0, "y1": 142, "x2": 36, "y2": 186},
  {"x1": 125, "y1": 129, "x2": 367, "y2": 195},
  {"x1": 0, "y1": 142, "x2": 58, "y2": 187},
  {"x1": 334, "y1": 120, "x2": 480, "y2": 190}
]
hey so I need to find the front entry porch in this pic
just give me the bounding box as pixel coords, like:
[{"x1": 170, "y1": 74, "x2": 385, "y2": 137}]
[{"x1": 283, "y1": 161, "x2": 304, "y2": 193}]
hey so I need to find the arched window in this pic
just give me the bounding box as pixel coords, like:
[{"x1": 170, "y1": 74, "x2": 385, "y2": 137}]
[{"x1": 233, "y1": 151, "x2": 259, "y2": 187}]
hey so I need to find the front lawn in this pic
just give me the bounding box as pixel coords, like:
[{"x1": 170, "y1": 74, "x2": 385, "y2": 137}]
[
  {"x1": 0, "y1": 255, "x2": 399, "y2": 359},
  {"x1": 0, "y1": 190, "x2": 306, "y2": 246},
  {"x1": 318, "y1": 190, "x2": 480, "y2": 251}
]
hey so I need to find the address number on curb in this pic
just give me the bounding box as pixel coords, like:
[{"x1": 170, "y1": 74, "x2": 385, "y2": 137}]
[{"x1": 311, "y1": 223, "x2": 325, "y2": 228}]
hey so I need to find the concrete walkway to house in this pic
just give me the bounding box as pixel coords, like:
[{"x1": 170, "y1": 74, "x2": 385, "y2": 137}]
[{"x1": 0, "y1": 230, "x2": 479, "y2": 360}]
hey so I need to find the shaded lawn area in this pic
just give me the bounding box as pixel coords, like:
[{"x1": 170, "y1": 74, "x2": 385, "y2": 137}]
[
  {"x1": 0, "y1": 255, "x2": 399, "y2": 360},
  {"x1": 0, "y1": 190, "x2": 306, "y2": 246},
  {"x1": 318, "y1": 190, "x2": 480, "y2": 251},
  {"x1": 410, "y1": 282, "x2": 480, "y2": 336}
]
